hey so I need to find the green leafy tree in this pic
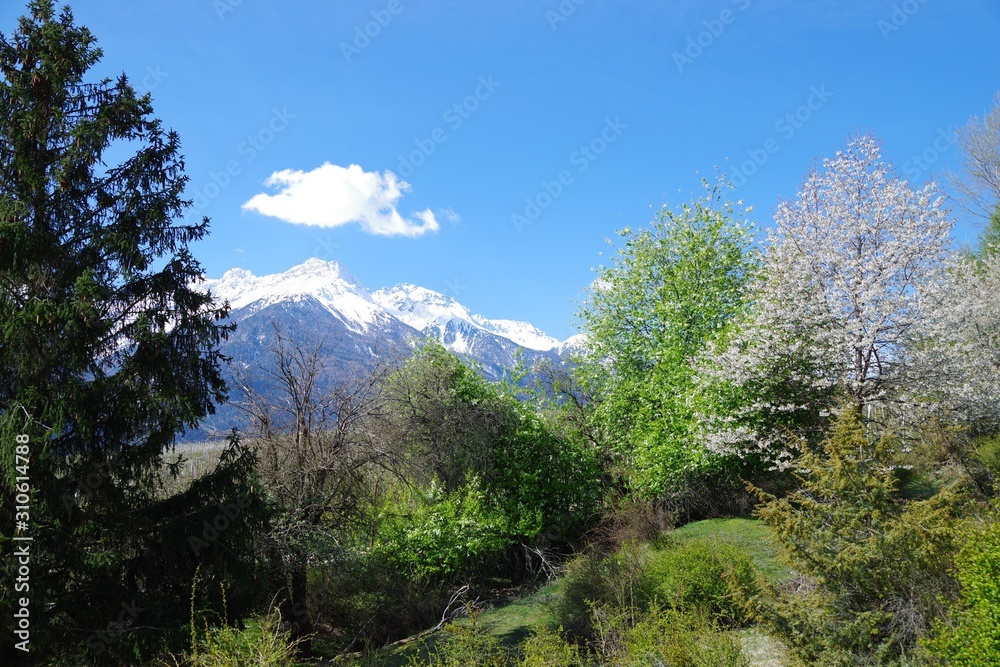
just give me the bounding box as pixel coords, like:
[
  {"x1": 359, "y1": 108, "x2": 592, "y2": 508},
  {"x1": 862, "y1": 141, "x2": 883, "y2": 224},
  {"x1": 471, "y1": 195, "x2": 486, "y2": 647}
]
[
  {"x1": 377, "y1": 342, "x2": 602, "y2": 582},
  {"x1": 382, "y1": 341, "x2": 601, "y2": 537},
  {"x1": 979, "y1": 205, "x2": 1000, "y2": 260},
  {"x1": 755, "y1": 409, "x2": 961, "y2": 666},
  {"x1": 379, "y1": 341, "x2": 511, "y2": 493},
  {"x1": 0, "y1": 2, "x2": 265, "y2": 663},
  {"x1": 578, "y1": 177, "x2": 758, "y2": 499}
]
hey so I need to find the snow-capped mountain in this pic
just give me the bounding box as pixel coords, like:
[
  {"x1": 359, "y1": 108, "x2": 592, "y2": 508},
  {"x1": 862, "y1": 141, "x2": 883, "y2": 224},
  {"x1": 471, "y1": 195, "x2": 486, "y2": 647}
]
[
  {"x1": 372, "y1": 283, "x2": 563, "y2": 352},
  {"x1": 555, "y1": 333, "x2": 588, "y2": 356},
  {"x1": 190, "y1": 259, "x2": 580, "y2": 440},
  {"x1": 202, "y1": 258, "x2": 392, "y2": 334},
  {"x1": 203, "y1": 259, "x2": 573, "y2": 354}
]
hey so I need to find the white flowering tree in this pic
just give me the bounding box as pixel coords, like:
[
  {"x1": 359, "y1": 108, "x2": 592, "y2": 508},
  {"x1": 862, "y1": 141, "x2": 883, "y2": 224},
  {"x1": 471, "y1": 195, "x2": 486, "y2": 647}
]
[
  {"x1": 698, "y1": 135, "x2": 953, "y2": 465},
  {"x1": 951, "y1": 91, "x2": 1000, "y2": 220},
  {"x1": 905, "y1": 252, "x2": 1000, "y2": 434}
]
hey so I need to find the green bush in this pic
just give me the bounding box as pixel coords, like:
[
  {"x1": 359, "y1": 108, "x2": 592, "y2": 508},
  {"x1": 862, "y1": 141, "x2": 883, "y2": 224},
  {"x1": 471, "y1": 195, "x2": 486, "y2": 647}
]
[
  {"x1": 642, "y1": 537, "x2": 762, "y2": 627},
  {"x1": 375, "y1": 478, "x2": 513, "y2": 579},
  {"x1": 551, "y1": 552, "x2": 615, "y2": 640},
  {"x1": 976, "y1": 433, "x2": 1000, "y2": 480},
  {"x1": 591, "y1": 604, "x2": 749, "y2": 667},
  {"x1": 493, "y1": 409, "x2": 604, "y2": 540},
  {"x1": 409, "y1": 613, "x2": 509, "y2": 667},
  {"x1": 307, "y1": 543, "x2": 447, "y2": 650},
  {"x1": 165, "y1": 608, "x2": 303, "y2": 667},
  {"x1": 381, "y1": 341, "x2": 603, "y2": 544},
  {"x1": 518, "y1": 627, "x2": 588, "y2": 667},
  {"x1": 554, "y1": 534, "x2": 764, "y2": 642},
  {"x1": 552, "y1": 543, "x2": 649, "y2": 640},
  {"x1": 756, "y1": 409, "x2": 961, "y2": 666},
  {"x1": 925, "y1": 510, "x2": 1000, "y2": 665}
]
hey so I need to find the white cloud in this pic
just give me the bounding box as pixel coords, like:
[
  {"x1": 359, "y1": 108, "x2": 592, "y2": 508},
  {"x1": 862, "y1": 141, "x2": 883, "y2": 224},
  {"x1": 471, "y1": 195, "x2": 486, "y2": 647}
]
[{"x1": 242, "y1": 162, "x2": 441, "y2": 237}]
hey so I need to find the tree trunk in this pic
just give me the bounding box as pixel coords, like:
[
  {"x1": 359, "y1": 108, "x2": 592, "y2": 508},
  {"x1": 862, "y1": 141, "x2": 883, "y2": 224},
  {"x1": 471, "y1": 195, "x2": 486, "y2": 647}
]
[
  {"x1": 269, "y1": 545, "x2": 314, "y2": 657},
  {"x1": 287, "y1": 560, "x2": 314, "y2": 657}
]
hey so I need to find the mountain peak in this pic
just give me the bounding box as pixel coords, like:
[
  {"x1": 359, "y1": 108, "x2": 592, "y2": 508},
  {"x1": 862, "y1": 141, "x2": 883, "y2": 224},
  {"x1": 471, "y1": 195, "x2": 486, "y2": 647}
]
[
  {"x1": 286, "y1": 257, "x2": 359, "y2": 285},
  {"x1": 373, "y1": 283, "x2": 471, "y2": 332},
  {"x1": 381, "y1": 283, "x2": 461, "y2": 306},
  {"x1": 203, "y1": 259, "x2": 570, "y2": 352},
  {"x1": 202, "y1": 258, "x2": 381, "y2": 332},
  {"x1": 372, "y1": 283, "x2": 563, "y2": 352}
]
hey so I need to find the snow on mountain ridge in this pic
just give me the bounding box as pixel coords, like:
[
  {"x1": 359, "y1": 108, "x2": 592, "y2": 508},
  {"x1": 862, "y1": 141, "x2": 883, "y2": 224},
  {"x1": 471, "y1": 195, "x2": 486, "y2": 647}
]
[
  {"x1": 471, "y1": 316, "x2": 562, "y2": 352},
  {"x1": 203, "y1": 259, "x2": 571, "y2": 352},
  {"x1": 371, "y1": 283, "x2": 474, "y2": 333},
  {"x1": 556, "y1": 333, "x2": 588, "y2": 355},
  {"x1": 373, "y1": 283, "x2": 562, "y2": 351},
  {"x1": 202, "y1": 258, "x2": 384, "y2": 332}
]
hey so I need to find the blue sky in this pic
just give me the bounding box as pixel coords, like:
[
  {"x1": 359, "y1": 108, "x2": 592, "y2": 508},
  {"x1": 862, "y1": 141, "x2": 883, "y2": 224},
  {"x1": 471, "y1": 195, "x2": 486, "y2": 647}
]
[{"x1": 5, "y1": 0, "x2": 1000, "y2": 340}]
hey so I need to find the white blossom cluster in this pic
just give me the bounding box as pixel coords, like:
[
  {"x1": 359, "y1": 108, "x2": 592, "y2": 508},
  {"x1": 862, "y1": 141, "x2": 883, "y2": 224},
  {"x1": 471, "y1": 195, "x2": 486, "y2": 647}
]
[
  {"x1": 698, "y1": 136, "x2": 953, "y2": 464},
  {"x1": 904, "y1": 253, "x2": 1000, "y2": 431}
]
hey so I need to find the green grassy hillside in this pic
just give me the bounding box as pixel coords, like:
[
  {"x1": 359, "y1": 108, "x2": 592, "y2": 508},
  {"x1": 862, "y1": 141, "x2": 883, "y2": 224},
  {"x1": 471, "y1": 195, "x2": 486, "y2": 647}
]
[{"x1": 346, "y1": 518, "x2": 791, "y2": 667}]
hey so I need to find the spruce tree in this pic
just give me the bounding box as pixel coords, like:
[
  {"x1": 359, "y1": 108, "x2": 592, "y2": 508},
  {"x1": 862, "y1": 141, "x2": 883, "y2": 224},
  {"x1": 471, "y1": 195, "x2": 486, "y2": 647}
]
[
  {"x1": 0, "y1": 2, "x2": 266, "y2": 663},
  {"x1": 755, "y1": 410, "x2": 961, "y2": 665}
]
